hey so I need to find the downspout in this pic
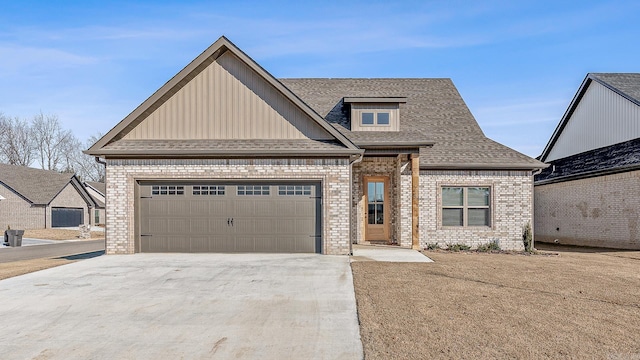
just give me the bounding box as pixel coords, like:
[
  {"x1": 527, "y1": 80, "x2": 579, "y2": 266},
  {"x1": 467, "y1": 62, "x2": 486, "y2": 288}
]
[
  {"x1": 348, "y1": 153, "x2": 364, "y2": 255},
  {"x1": 530, "y1": 168, "x2": 543, "y2": 250},
  {"x1": 94, "y1": 156, "x2": 107, "y2": 248}
]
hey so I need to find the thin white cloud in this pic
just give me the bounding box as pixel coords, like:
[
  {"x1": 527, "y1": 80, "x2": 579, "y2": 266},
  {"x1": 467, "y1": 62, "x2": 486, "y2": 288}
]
[{"x1": 0, "y1": 44, "x2": 97, "y2": 72}]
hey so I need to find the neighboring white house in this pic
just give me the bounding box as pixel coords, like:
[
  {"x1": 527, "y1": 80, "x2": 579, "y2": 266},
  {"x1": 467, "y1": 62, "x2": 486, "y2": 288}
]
[{"x1": 535, "y1": 73, "x2": 640, "y2": 249}]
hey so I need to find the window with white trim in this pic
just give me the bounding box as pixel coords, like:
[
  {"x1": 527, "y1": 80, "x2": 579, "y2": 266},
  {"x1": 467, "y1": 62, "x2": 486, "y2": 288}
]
[{"x1": 442, "y1": 187, "x2": 491, "y2": 227}]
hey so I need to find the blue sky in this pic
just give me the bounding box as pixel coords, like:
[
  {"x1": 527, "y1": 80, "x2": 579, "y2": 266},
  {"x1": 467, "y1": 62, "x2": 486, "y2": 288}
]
[{"x1": 1, "y1": 0, "x2": 638, "y2": 157}]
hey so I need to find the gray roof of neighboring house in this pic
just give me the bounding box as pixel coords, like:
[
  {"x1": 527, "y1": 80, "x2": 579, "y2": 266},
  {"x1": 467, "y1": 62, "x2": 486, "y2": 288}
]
[
  {"x1": 85, "y1": 181, "x2": 106, "y2": 208},
  {"x1": 0, "y1": 163, "x2": 79, "y2": 205},
  {"x1": 535, "y1": 137, "x2": 640, "y2": 185},
  {"x1": 86, "y1": 181, "x2": 106, "y2": 195},
  {"x1": 281, "y1": 78, "x2": 545, "y2": 169},
  {"x1": 590, "y1": 73, "x2": 640, "y2": 105}
]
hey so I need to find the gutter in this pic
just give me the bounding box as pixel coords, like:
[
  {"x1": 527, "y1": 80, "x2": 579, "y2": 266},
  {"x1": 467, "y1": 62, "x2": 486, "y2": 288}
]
[{"x1": 348, "y1": 153, "x2": 364, "y2": 256}]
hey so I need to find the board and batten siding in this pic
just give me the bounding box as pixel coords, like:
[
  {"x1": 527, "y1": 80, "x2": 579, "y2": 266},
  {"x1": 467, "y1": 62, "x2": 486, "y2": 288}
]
[
  {"x1": 124, "y1": 52, "x2": 333, "y2": 141},
  {"x1": 546, "y1": 81, "x2": 640, "y2": 162}
]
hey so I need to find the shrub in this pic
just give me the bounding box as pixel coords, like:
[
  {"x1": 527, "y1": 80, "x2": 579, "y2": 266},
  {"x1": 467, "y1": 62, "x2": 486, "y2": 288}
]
[
  {"x1": 522, "y1": 222, "x2": 533, "y2": 252},
  {"x1": 477, "y1": 240, "x2": 501, "y2": 252},
  {"x1": 447, "y1": 243, "x2": 471, "y2": 252},
  {"x1": 426, "y1": 242, "x2": 440, "y2": 250}
]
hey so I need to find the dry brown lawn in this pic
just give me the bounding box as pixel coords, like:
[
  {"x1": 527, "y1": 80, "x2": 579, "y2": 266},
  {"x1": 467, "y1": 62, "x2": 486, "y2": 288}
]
[
  {"x1": 23, "y1": 229, "x2": 105, "y2": 240},
  {"x1": 0, "y1": 258, "x2": 75, "y2": 280},
  {"x1": 352, "y1": 245, "x2": 640, "y2": 359}
]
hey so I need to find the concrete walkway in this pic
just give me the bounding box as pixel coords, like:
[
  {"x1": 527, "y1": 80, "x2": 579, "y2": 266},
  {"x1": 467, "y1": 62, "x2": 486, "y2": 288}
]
[
  {"x1": 0, "y1": 253, "x2": 363, "y2": 359},
  {"x1": 351, "y1": 244, "x2": 433, "y2": 262}
]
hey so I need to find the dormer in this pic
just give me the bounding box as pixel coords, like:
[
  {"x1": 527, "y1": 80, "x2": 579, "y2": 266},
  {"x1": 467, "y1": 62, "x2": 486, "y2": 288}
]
[{"x1": 344, "y1": 97, "x2": 407, "y2": 132}]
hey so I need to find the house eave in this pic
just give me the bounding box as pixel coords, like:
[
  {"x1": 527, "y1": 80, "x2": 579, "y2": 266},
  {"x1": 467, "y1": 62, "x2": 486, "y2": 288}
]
[{"x1": 421, "y1": 163, "x2": 549, "y2": 170}]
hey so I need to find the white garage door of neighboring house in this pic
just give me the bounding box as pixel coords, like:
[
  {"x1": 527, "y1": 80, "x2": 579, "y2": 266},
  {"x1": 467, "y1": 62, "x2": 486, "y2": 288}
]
[
  {"x1": 51, "y1": 207, "x2": 84, "y2": 227},
  {"x1": 137, "y1": 182, "x2": 321, "y2": 253}
]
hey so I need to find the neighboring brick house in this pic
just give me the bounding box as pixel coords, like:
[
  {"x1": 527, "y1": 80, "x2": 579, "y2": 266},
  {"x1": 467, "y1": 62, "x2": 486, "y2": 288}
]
[
  {"x1": 86, "y1": 36, "x2": 545, "y2": 255},
  {"x1": 84, "y1": 181, "x2": 105, "y2": 226},
  {"x1": 0, "y1": 163, "x2": 98, "y2": 229},
  {"x1": 535, "y1": 73, "x2": 640, "y2": 249}
]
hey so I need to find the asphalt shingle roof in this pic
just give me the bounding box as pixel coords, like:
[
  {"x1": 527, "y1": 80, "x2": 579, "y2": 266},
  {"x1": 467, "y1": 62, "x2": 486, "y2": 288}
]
[
  {"x1": 590, "y1": 73, "x2": 640, "y2": 104},
  {"x1": 535, "y1": 137, "x2": 640, "y2": 184},
  {"x1": 86, "y1": 181, "x2": 106, "y2": 195},
  {"x1": 281, "y1": 78, "x2": 544, "y2": 169},
  {"x1": 101, "y1": 139, "x2": 349, "y2": 153},
  {"x1": 0, "y1": 163, "x2": 75, "y2": 205}
]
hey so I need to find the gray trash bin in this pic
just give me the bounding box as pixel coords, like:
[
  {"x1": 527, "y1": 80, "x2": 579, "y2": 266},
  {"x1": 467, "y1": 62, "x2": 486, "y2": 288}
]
[{"x1": 4, "y1": 230, "x2": 24, "y2": 247}]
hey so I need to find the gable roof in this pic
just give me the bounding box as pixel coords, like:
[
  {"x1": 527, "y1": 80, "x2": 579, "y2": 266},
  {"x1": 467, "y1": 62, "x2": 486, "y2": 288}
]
[
  {"x1": 85, "y1": 36, "x2": 361, "y2": 157},
  {"x1": 539, "y1": 73, "x2": 640, "y2": 162},
  {"x1": 84, "y1": 181, "x2": 105, "y2": 208},
  {"x1": 281, "y1": 78, "x2": 545, "y2": 170},
  {"x1": 0, "y1": 163, "x2": 93, "y2": 206},
  {"x1": 85, "y1": 181, "x2": 105, "y2": 195}
]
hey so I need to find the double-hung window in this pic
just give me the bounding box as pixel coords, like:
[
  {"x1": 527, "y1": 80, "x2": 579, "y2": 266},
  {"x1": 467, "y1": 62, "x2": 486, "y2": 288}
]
[
  {"x1": 361, "y1": 111, "x2": 390, "y2": 126},
  {"x1": 442, "y1": 187, "x2": 491, "y2": 227}
]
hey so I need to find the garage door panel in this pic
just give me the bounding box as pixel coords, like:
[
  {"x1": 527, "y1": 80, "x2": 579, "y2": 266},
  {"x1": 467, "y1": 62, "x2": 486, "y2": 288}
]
[
  {"x1": 139, "y1": 183, "x2": 320, "y2": 253},
  {"x1": 252, "y1": 219, "x2": 275, "y2": 234},
  {"x1": 235, "y1": 237, "x2": 255, "y2": 252},
  {"x1": 148, "y1": 201, "x2": 168, "y2": 216},
  {"x1": 189, "y1": 219, "x2": 209, "y2": 233},
  {"x1": 148, "y1": 219, "x2": 167, "y2": 233},
  {"x1": 168, "y1": 237, "x2": 190, "y2": 252},
  {"x1": 190, "y1": 201, "x2": 209, "y2": 214},
  {"x1": 190, "y1": 237, "x2": 209, "y2": 252},
  {"x1": 295, "y1": 201, "x2": 314, "y2": 216},
  {"x1": 209, "y1": 200, "x2": 228, "y2": 216},
  {"x1": 209, "y1": 236, "x2": 235, "y2": 252},
  {"x1": 167, "y1": 219, "x2": 188, "y2": 233},
  {"x1": 254, "y1": 237, "x2": 278, "y2": 252},
  {"x1": 168, "y1": 201, "x2": 189, "y2": 216},
  {"x1": 142, "y1": 236, "x2": 168, "y2": 252}
]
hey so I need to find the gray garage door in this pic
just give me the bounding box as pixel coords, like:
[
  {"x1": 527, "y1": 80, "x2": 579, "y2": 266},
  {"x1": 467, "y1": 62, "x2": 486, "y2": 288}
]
[
  {"x1": 51, "y1": 207, "x2": 84, "y2": 227},
  {"x1": 138, "y1": 183, "x2": 321, "y2": 253}
]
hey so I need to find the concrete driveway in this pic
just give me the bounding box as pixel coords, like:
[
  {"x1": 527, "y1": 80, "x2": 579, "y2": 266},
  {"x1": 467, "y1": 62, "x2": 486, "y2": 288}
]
[{"x1": 0, "y1": 254, "x2": 363, "y2": 359}]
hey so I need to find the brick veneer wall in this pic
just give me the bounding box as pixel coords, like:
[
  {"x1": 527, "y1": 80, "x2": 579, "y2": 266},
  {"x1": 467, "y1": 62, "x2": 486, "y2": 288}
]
[
  {"x1": 0, "y1": 184, "x2": 44, "y2": 230},
  {"x1": 535, "y1": 170, "x2": 640, "y2": 249},
  {"x1": 420, "y1": 170, "x2": 533, "y2": 251},
  {"x1": 105, "y1": 158, "x2": 351, "y2": 255},
  {"x1": 48, "y1": 183, "x2": 90, "y2": 228}
]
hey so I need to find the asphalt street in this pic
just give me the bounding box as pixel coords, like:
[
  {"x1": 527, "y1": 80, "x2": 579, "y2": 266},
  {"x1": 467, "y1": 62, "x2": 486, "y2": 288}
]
[{"x1": 0, "y1": 239, "x2": 105, "y2": 263}]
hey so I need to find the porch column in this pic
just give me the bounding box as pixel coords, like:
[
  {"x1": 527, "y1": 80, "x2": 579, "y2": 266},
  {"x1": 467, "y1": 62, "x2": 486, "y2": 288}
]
[{"x1": 411, "y1": 153, "x2": 420, "y2": 250}]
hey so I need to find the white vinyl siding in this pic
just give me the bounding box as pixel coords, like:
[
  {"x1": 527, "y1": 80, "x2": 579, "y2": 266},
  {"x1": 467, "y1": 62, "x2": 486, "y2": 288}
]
[{"x1": 546, "y1": 81, "x2": 640, "y2": 161}]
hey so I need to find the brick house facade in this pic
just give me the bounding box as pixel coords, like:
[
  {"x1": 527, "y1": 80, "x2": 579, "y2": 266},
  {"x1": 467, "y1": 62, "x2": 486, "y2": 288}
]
[
  {"x1": 87, "y1": 36, "x2": 544, "y2": 255},
  {"x1": 0, "y1": 164, "x2": 97, "y2": 230}
]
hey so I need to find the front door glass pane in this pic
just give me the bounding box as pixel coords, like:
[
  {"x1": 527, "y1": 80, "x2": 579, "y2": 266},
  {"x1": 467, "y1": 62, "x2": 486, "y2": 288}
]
[{"x1": 367, "y1": 181, "x2": 385, "y2": 225}]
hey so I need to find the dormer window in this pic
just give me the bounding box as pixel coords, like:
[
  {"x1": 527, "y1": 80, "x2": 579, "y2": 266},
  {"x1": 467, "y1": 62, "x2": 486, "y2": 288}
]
[
  {"x1": 361, "y1": 111, "x2": 390, "y2": 126},
  {"x1": 344, "y1": 97, "x2": 406, "y2": 132}
]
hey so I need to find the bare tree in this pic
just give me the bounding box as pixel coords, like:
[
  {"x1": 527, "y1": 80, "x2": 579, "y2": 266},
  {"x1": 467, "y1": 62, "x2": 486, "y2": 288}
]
[
  {"x1": 71, "y1": 134, "x2": 105, "y2": 182},
  {"x1": 0, "y1": 113, "x2": 35, "y2": 166},
  {"x1": 31, "y1": 113, "x2": 75, "y2": 171}
]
